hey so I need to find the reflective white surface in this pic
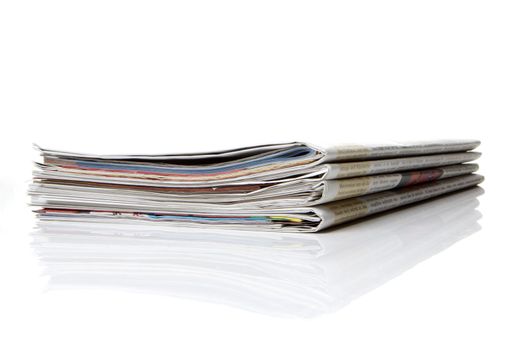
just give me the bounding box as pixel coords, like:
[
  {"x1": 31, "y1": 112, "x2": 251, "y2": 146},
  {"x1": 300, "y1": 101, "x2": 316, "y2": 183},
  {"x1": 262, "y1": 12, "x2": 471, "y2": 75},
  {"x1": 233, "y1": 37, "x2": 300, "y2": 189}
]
[{"x1": 31, "y1": 188, "x2": 483, "y2": 318}]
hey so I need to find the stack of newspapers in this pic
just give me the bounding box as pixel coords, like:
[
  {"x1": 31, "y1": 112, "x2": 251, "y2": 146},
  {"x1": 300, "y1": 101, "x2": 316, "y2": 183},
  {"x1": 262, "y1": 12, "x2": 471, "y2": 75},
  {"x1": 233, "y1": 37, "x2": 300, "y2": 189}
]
[{"x1": 30, "y1": 140, "x2": 483, "y2": 232}]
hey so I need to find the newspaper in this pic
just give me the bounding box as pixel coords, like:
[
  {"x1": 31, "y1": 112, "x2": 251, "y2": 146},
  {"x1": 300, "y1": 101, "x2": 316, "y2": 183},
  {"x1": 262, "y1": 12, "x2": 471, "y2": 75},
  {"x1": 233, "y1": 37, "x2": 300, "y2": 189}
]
[
  {"x1": 31, "y1": 163, "x2": 478, "y2": 208},
  {"x1": 35, "y1": 140, "x2": 480, "y2": 186},
  {"x1": 318, "y1": 163, "x2": 478, "y2": 204},
  {"x1": 34, "y1": 174, "x2": 484, "y2": 232},
  {"x1": 313, "y1": 174, "x2": 483, "y2": 231},
  {"x1": 34, "y1": 152, "x2": 480, "y2": 188},
  {"x1": 38, "y1": 139, "x2": 479, "y2": 162},
  {"x1": 31, "y1": 140, "x2": 483, "y2": 232}
]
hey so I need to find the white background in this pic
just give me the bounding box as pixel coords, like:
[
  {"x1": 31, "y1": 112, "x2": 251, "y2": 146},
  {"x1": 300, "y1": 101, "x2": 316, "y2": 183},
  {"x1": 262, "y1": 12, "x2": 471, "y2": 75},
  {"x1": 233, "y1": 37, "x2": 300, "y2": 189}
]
[{"x1": 1, "y1": 1, "x2": 524, "y2": 349}]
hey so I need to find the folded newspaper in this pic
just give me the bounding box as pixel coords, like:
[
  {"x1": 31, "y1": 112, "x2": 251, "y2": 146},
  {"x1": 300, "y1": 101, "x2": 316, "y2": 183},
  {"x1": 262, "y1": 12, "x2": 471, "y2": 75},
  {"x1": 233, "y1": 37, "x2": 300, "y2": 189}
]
[{"x1": 30, "y1": 140, "x2": 483, "y2": 232}]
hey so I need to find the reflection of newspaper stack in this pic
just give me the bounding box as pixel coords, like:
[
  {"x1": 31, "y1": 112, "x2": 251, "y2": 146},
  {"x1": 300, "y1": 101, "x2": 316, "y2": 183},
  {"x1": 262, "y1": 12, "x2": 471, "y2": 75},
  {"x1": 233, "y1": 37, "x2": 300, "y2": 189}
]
[
  {"x1": 30, "y1": 140, "x2": 483, "y2": 232},
  {"x1": 32, "y1": 187, "x2": 483, "y2": 317}
]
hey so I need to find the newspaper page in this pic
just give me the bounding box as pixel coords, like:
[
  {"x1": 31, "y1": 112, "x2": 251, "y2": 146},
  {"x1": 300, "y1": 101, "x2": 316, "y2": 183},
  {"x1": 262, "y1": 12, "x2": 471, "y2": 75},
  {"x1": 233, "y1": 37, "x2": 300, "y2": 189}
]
[
  {"x1": 321, "y1": 139, "x2": 480, "y2": 162},
  {"x1": 37, "y1": 139, "x2": 479, "y2": 163},
  {"x1": 322, "y1": 152, "x2": 480, "y2": 180}
]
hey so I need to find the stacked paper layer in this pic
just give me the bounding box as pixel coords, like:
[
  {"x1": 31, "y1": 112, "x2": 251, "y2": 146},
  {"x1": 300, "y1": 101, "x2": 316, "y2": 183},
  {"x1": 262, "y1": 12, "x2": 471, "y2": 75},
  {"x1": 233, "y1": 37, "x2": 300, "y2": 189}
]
[{"x1": 30, "y1": 140, "x2": 484, "y2": 232}]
